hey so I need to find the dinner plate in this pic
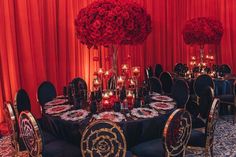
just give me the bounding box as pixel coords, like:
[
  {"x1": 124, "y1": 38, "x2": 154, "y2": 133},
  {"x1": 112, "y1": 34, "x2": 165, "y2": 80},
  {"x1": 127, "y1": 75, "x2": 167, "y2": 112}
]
[
  {"x1": 45, "y1": 99, "x2": 67, "y2": 107},
  {"x1": 45, "y1": 105, "x2": 72, "y2": 115},
  {"x1": 94, "y1": 112, "x2": 126, "y2": 122},
  {"x1": 149, "y1": 92, "x2": 161, "y2": 96},
  {"x1": 60, "y1": 109, "x2": 89, "y2": 121},
  {"x1": 149, "y1": 102, "x2": 174, "y2": 110},
  {"x1": 151, "y1": 95, "x2": 173, "y2": 102},
  {"x1": 131, "y1": 108, "x2": 158, "y2": 119}
]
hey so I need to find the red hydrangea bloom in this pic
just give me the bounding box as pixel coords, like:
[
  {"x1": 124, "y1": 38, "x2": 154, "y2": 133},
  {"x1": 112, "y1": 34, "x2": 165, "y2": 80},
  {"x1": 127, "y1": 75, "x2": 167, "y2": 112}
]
[
  {"x1": 183, "y1": 17, "x2": 223, "y2": 45},
  {"x1": 75, "y1": 0, "x2": 152, "y2": 48}
]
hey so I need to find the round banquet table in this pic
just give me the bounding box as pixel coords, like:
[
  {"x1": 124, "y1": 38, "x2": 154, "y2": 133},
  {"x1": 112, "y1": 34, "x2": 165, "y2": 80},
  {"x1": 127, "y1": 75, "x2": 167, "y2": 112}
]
[{"x1": 42, "y1": 96, "x2": 175, "y2": 149}]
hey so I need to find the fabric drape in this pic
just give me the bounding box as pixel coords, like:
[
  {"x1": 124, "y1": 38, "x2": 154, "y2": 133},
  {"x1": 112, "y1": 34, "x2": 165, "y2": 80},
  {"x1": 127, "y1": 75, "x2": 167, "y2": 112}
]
[{"x1": 0, "y1": 0, "x2": 236, "y2": 121}]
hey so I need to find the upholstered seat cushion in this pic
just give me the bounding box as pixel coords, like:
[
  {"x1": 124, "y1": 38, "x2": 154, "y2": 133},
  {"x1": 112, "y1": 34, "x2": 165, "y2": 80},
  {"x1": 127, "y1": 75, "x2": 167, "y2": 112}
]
[
  {"x1": 192, "y1": 117, "x2": 206, "y2": 129},
  {"x1": 126, "y1": 151, "x2": 134, "y2": 157},
  {"x1": 217, "y1": 94, "x2": 234, "y2": 103},
  {"x1": 43, "y1": 140, "x2": 81, "y2": 157},
  {"x1": 42, "y1": 131, "x2": 57, "y2": 144},
  {"x1": 131, "y1": 138, "x2": 164, "y2": 157},
  {"x1": 188, "y1": 130, "x2": 206, "y2": 147}
]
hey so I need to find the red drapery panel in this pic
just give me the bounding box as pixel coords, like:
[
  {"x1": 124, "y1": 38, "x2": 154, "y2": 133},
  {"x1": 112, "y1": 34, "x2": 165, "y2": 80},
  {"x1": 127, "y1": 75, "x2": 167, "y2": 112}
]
[{"x1": 0, "y1": 0, "x2": 236, "y2": 121}]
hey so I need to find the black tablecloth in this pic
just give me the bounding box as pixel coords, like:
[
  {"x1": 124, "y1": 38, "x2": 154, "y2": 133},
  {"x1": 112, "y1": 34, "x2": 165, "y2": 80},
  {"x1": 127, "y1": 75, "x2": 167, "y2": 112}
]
[{"x1": 43, "y1": 109, "x2": 172, "y2": 149}]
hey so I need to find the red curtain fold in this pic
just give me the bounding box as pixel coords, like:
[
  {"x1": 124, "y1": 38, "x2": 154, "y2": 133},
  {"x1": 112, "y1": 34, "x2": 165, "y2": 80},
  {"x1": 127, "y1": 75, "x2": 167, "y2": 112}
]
[{"x1": 0, "y1": 0, "x2": 236, "y2": 121}]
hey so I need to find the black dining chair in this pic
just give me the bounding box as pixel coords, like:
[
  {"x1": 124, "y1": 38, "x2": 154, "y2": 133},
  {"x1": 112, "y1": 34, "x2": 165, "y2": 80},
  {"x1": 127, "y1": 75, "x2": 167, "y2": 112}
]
[
  {"x1": 37, "y1": 81, "x2": 57, "y2": 107},
  {"x1": 81, "y1": 120, "x2": 132, "y2": 157},
  {"x1": 219, "y1": 64, "x2": 231, "y2": 77},
  {"x1": 192, "y1": 86, "x2": 214, "y2": 129},
  {"x1": 148, "y1": 76, "x2": 163, "y2": 93},
  {"x1": 131, "y1": 109, "x2": 192, "y2": 157},
  {"x1": 145, "y1": 66, "x2": 153, "y2": 80},
  {"x1": 72, "y1": 77, "x2": 88, "y2": 100},
  {"x1": 193, "y1": 74, "x2": 214, "y2": 104},
  {"x1": 187, "y1": 98, "x2": 220, "y2": 157},
  {"x1": 155, "y1": 64, "x2": 163, "y2": 78},
  {"x1": 3, "y1": 102, "x2": 29, "y2": 156},
  {"x1": 174, "y1": 63, "x2": 183, "y2": 76},
  {"x1": 19, "y1": 111, "x2": 81, "y2": 157},
  {"x1": 217, "y1": 80, "x2": 236, "y2": 124},
  {"x1": 108, "y1": 76, "x2": 116, "y2": 90},
  {"x1": 160, "y1": 71, "x2": 173, "y2": 95},
  {"x1": 171, "y1": 79, "x2": 190, "y2": 108},
  {"x1": 14, "y1": 89, "x2": 31, "y2": 115}
]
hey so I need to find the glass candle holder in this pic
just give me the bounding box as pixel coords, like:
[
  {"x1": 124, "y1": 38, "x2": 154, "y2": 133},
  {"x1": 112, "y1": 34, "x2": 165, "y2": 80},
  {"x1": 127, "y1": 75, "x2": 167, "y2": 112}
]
[
  {"x1": 93, "y1": 78, "x2": 101, "y2": 91},
  {"x1": 132, "y1": 66, "x2": 140, "y2": 78}
]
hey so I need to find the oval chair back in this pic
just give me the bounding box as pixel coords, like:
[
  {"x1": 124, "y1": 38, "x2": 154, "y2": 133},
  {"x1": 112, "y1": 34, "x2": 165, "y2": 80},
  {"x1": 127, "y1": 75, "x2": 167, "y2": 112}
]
[
  {"x1": 145, "y1": 66, "x2": 153, "y2": 80},
  {"x1": 205, "y1": 98, "x2": 220, "y2": 151},
  {"x1": 163, "y1": 109, "x2": 192, "y2": 156},
  {"x1": 4, "y1": 102, "x2": 19, "y2": 154},
  {"x1": 148, "y1": 76, "x2": 163, "y2": 93},
  {"x1": 72, "y1": 77, "x2": 88, "y2": 100},
  {"x1": 14, "y1": 89, "x2": 31, "y2": 115},
  {"x1": 199, "y1": 86, "x2": 214, "y2": 119},
  {"x1": 160, "y1": 72, "x2": 173, "y2": 94},
  {"x1": 219, "y1": 64, "x2": 231, "y2": 77},
  {"x1": 155, "y1": 64, "x2": 163, "y2": 78},
  {"x1": 171, "y1": 79, "x2": 190, "y2": 108},
  {"x1": 37, "y1": 81, "x2": 57, "y2": 106},
  {"x1": 81, "y1": 120, "x2": 127, "y2": 157},
  {"x1": 193, "y1": 74, "x2": 214, "y2": 98},
  {"x1": 174, "y1": 63, "x2": 183, "y2": 75},
  {"x1": 18, "y1": 111, "x2": 43, "y2": 157}
]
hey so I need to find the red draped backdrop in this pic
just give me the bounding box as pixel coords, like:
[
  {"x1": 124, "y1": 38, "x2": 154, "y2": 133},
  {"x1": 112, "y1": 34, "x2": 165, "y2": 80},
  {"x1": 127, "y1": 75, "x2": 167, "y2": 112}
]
[{"x1": 0, "y1": 0, "x2": 236, "y2": 122}]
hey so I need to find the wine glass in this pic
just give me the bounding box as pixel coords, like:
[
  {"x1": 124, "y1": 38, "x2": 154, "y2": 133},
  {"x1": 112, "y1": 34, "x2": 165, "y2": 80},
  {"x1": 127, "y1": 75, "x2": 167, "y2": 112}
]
[
  {"x1": 63, "y1": 86, "x2": 67, "y2": 98},
  {"x1": 117, "y1": 76, "x2": 125, "y2": 90},
  {"x1": 93, "y1": 78, "x2": 101, "y2": 91}
]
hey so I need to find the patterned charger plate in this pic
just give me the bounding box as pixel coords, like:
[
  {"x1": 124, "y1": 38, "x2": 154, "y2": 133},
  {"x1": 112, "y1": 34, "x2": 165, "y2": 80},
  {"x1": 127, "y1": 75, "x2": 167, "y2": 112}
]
[
  {"x1": 149, "y1": 92, "x2": 160, "y2": 96},
  {"x1": 45, "y1": 99, "x2": 67, "y2": 107},
  {"x1": 131, "y1": 108, "x2": 158, "y2": 119},
  {"x1": 94, "y1": 112, "x2": 126, "y2": 122},
  {"x1": 60, "y1": 109, "x2": 89, "y2": 121},
  {"x1": 151, "y1": 95, "x2": 173, "y2": 102},
  {"x1": 149, "y1": 102, "x2": 174, "y2": 110},
  {"x1": 45, "y1": 105, "x2": 72, "y2": 115}
]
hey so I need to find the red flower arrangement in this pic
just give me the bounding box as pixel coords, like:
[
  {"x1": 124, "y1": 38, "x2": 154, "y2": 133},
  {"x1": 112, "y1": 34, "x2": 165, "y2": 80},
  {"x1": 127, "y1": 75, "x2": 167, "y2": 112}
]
[
  {"x1": 183, "y1": 17, "x2": 223, "y2": 45},
  {"x1": 75, "y1": 0, "x2": 151, "y2": 48}
]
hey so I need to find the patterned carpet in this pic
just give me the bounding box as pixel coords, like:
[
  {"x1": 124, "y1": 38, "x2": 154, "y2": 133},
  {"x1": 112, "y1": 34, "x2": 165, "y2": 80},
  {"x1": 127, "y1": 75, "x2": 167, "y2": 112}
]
[
  {"x1": 186, "y1": 115, "x2": 236, "y2": 157},
  {"x1": 0, "y1": 116, "x2": 236, "y2": 157}
]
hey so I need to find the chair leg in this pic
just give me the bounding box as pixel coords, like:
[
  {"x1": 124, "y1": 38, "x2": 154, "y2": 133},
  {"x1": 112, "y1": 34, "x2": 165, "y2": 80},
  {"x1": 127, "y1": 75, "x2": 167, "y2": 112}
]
[
  {"x1": 210, "y1": 147, "x2": 213, "y2": 157},
  {"x1": 233, "y1": 106, "x2": 236, "y2": 124}
]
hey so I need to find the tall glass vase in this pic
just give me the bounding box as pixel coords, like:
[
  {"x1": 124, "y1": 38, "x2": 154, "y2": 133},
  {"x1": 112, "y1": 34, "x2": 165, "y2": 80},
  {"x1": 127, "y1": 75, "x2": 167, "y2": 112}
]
[
  {"x1": 199, "y1": 44, "x2": 204, "y2": 70},
  {"x1": 112, "y1": 45, "x2": 118, "y2": 76}
]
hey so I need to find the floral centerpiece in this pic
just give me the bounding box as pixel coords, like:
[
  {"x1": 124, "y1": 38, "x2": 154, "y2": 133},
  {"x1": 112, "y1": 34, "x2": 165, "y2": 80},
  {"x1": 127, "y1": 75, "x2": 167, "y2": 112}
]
[
  {"x1": 183, "y1": 17, "x2": 223, "y2": 45},
  {"x1": 182, "y1": 17, "x2": 223, "y2": 69},
  {"x1": 75, "y1": 0, "x2": 152, "y2": 49}
]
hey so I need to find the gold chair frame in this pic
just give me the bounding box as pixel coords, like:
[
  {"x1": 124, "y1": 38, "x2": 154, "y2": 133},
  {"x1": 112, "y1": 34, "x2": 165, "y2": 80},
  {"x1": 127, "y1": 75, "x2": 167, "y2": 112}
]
[
  {"x1": 193, "y1": 74, "x2": 215, "y2": 105},
  {"x1": 187, "y1": 98, "x2": 220, "y2": 157},
  {"x1": 163, "y1": 109, "x2": 192, "y2": 157},
  {"x1": 81, "y1": 120, "x2": 127, "y2": 157},
  {"x1": 18, "y1": 111, "x2": 43, "y2": 157}
]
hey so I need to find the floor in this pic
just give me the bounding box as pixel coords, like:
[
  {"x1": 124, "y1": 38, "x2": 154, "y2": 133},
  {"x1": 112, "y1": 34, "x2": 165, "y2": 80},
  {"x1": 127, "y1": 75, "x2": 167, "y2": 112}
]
[{"x1": 0, "y1": 115, "x2": 236, "y2": 157}]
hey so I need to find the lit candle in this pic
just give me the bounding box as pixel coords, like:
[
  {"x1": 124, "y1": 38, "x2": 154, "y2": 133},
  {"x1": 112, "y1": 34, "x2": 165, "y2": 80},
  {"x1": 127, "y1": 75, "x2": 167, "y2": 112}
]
[
  {"x1": 191, "y1": 56, "x2": 196, "y2": 60},
  {"x1": 210, "y1": 56, "x2": 214, "y2": 60},
  {"x1": 104, "y1": 70, "x2": 110, "y2": 79},
  {"x1": 97, "y1": 68, "x2": 104, "y2": 77},
  {"x1": 127, "y1": 90, "x2": 133, "y2": 98},
  {"x1": 117, "y1": 76, "x2": 124, "y2": 87},
  {"x1": 93, "y1": 78, "x2": 101, "y2": 90},
  {"x1": 103, "y1": 92, "x2": 110, "y2": 100},
  {"x1": 132, "y1": 66, "x2": 140, "y2": 77},
  {"x1": 121, "y1": 64, "x2": 129, "y2": 71},
  {"x1": 108, "y1": 90, "x2": 113, "y2": 96}
]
